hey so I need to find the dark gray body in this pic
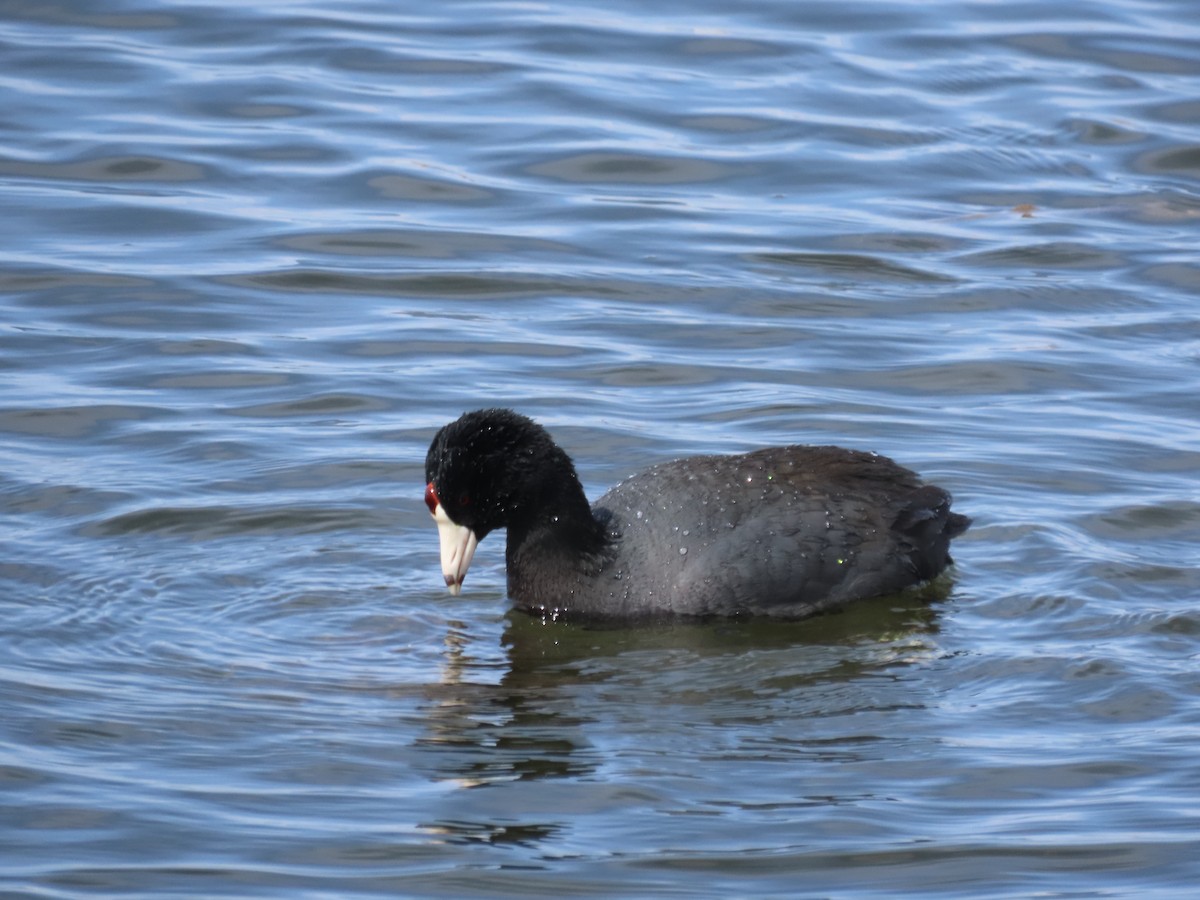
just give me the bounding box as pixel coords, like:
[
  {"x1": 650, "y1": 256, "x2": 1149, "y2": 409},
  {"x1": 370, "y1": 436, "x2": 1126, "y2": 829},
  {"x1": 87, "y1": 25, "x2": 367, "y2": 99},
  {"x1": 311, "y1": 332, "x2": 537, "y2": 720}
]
[{"x1": 507, "y1": 445, "x2": 968, "y2": 620}]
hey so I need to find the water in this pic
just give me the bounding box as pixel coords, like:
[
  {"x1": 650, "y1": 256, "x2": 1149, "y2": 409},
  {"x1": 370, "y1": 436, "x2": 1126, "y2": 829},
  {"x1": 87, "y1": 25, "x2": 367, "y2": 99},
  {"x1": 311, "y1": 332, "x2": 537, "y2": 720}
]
[{"x1": 3, "y1": 0, "x2": 1199, "y2": 895}]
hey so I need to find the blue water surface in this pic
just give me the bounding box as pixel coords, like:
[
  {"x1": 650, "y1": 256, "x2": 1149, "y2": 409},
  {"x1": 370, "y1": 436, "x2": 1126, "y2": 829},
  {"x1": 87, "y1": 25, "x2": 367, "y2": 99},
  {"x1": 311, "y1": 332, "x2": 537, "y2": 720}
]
[{"x1": 2, "y1": 0, "x2": 1199, "y2": 896}]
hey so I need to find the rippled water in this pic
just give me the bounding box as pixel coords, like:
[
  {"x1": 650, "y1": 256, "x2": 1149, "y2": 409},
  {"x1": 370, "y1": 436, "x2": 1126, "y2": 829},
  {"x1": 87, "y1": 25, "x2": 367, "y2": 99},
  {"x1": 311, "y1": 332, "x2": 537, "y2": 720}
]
[{"x1": 3, "y1": 0, "x2": 1199, "y2": 895}]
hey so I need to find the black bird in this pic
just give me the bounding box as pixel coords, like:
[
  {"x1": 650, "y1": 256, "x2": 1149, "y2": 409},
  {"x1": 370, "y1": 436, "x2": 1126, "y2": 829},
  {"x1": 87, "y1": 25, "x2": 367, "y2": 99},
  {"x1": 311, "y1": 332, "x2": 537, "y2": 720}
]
[{"x1": 425, "y1": 408, "x2": 969, "y2": 620}]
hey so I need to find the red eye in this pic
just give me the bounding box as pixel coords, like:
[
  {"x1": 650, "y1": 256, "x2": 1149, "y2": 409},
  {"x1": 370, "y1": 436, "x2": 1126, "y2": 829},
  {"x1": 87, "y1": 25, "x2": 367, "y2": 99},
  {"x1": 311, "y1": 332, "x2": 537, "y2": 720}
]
[
  {"x1": 458, "y1": 494, "x2": 471, "y2": 507},
  {"x1": 424, "y1": 482, "x2": 439, "y2": 515}
]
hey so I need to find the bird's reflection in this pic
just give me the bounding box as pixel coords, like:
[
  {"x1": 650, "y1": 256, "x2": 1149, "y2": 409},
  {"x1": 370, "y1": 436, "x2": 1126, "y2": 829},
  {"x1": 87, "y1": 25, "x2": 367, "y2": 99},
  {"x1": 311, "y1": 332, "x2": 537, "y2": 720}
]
[{"x1": 415, "y1": 578, "x2": 954, "y2": 847}]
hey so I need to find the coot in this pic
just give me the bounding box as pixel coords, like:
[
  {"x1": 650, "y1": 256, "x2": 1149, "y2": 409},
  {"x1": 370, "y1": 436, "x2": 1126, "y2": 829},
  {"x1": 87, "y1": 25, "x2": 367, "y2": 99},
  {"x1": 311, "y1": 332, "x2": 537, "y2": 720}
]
[{"x1": 425, "y1": 408, "x2": 969, "y2": 620}]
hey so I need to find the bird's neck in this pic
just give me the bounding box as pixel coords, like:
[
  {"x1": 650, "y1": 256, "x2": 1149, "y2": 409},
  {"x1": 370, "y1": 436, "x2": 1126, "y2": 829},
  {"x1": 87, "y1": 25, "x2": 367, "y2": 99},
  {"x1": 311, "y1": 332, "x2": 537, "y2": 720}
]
[{"x1": 504, "y1": 488, "x2": 614, "y2": 609}]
